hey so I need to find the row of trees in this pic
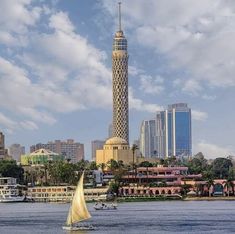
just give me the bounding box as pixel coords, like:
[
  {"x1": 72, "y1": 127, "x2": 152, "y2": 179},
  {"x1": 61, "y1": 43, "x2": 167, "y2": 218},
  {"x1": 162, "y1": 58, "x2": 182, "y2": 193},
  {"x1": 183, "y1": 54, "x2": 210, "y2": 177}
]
[{"x1": 0, "y1": 154, "x2": 234, "y2": 193}]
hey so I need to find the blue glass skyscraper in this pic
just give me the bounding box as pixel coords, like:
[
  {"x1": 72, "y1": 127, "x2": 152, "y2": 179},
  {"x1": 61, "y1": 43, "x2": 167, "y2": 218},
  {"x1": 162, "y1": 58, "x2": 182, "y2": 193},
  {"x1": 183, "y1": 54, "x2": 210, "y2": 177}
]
[{"x1": 156, "y1": 103, "x2": 192, "y2": 158}]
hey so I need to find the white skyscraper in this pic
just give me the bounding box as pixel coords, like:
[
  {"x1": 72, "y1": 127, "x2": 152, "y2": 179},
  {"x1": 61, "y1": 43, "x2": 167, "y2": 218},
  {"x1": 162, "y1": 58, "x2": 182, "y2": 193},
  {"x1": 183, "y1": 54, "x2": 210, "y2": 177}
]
[{"x1": 139, "y1": 120, "x2": 157, "y2": 158}]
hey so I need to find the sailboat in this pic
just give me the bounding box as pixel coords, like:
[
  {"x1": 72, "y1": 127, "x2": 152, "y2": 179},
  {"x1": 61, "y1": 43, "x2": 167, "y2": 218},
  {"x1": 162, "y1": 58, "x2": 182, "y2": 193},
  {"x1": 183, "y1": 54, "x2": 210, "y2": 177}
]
[{"x1": 62, "y1": 172, "x2": 94, "y2": 230}]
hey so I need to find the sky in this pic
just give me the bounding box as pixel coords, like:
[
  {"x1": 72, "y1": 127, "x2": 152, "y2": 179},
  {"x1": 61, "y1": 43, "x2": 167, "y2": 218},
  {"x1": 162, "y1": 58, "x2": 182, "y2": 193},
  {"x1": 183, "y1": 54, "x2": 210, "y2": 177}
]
[{"x1": 0, "y1": 0, "x2": 234, "y2": 159}]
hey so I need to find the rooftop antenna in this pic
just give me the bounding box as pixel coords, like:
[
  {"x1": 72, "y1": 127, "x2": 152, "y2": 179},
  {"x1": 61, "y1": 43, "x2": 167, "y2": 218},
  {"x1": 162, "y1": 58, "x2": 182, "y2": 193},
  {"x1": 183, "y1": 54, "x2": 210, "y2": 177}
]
[{"x1": 118, "y1": 2, "x2": 122, "y2": 31}]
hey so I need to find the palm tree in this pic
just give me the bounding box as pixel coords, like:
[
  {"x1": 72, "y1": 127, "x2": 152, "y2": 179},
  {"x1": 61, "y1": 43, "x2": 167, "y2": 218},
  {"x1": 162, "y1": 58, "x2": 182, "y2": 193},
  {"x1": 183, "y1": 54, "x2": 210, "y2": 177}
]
[
  {"x1": 131, "y1": 144, "x2": 138, "y2": 168},
  {"x1": 98, "y1": 163, "x2": 106, "y2": 172},
  {"x1": 223, "y1": 178, "x2": 234, "y2": 197},
  {"x1": 106, "y1": 159, "x2": 126, "y2": 197},
  {"x1": 195, "y1": 183, "x2": 204, "y2": 197},
  {"x1": 107, "y1": 159, "x2": 119, "y2": 172},
  {"x1": 206, "y1": 178, "x2": 214, "y2": 197},
  {"x1": 131, "y1": 144, "x2": 138, "y2": 181}
]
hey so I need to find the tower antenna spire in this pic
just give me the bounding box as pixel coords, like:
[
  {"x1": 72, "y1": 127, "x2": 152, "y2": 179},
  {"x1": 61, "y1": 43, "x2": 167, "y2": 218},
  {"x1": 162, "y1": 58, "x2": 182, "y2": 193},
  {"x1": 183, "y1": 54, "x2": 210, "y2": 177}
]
[{"x1": 118, "y1": 2, "x2": 122, "y2": 31}]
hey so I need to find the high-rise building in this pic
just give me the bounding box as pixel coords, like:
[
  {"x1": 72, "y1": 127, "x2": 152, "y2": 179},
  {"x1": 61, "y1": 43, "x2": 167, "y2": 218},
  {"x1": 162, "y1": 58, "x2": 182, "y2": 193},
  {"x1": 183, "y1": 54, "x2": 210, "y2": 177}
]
[
  {"x1": 139, "y1": 120, "x2": 157, "y2": 158},
  {"x1": 112, "y1": 3, "x2": 129, "y2": 144},
  {"x1": 30, "y1": 139, "x2": 84, "y2": 163},
  {"x1": 8, "y1": 144, "x2": 25, "y2": 162},
  {"x1": 108, "y1": 123, "x2": 113, "y2": 139},
  {"x1": 91, "y1": 140, "x2": 105, "y2": 161},
  {"x1": 156, "y1": 103, "x2": 192, "y2": 158},
  {"x1": 0, "y1": 132, "x2": 8, "y2": 160}
]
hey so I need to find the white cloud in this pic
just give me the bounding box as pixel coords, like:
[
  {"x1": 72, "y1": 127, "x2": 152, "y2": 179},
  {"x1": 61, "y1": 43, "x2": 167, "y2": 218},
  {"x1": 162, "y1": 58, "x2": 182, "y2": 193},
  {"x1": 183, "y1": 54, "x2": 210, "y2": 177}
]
[
  {"x1": 129, "y1": 88, "x2": 163, "y2": 113},
  {"x1": 182, "y1": 79, "x2": 202, "y2": 95},
  {"x1": 202, "y1": 94, "x2": 216, "y2": 101},
  {"x1": 49, "y1": 11, "x2": 75, "y2": 33},
  {"x1": 0, "y1": 0, "x2": 41, "y2": 45},
  {"x1": 139, "y1": 75, "x2": 164, "y2": 95},
  {"x1": 20, "y1": 121, "x2": 38, "y2": 130},
  {"x1": 191, "y1": 110, "x2": 208, "y2": 121},
  {"x1": 102, "y1": 0, "x2": 235, "y2": 93},
  {"x1": 195, "y1": 141, "x2": 235, "y2": 159},
  {"x1": 0, "y1": 112, "x2": 17, "y2": 131},
  {"x1": 129, "y1": 65, "x2": 144, "y2": 76}
]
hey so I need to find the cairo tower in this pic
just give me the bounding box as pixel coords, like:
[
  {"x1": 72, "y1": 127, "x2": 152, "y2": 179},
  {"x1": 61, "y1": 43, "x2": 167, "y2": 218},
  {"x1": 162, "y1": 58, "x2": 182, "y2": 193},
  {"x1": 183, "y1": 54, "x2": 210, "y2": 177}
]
[{"x1": 112, "y1": 3, "x2": 129, "y2": 144}]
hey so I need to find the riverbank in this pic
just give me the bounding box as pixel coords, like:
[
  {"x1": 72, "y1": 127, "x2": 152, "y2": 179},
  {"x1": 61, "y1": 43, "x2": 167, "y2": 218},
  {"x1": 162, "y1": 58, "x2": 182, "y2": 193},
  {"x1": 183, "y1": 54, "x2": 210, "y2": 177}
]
[
  {"x1": 117, "y1": 196, "x2": 182, "y2": 202},
  {"x1": 117, "y1": 196, "x2": 235, "y2": 202},
  {"x1": 184, "y1": 196, "x2": 235, "y2": 201}
]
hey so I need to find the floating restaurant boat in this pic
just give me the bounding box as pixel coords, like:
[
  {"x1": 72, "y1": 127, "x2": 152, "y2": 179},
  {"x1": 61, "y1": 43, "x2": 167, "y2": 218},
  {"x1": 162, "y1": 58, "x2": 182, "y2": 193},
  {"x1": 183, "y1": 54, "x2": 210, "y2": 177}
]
[{"x1": 0, "y1": 177, "x2": 26, "y2": 203}]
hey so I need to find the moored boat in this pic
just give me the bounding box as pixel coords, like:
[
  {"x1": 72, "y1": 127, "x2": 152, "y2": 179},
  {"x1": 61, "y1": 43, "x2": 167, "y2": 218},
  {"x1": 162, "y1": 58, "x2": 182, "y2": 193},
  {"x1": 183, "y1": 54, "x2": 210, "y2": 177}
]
[{"x1": 0, "y1": 177, "x2": 25, "y2": 203}]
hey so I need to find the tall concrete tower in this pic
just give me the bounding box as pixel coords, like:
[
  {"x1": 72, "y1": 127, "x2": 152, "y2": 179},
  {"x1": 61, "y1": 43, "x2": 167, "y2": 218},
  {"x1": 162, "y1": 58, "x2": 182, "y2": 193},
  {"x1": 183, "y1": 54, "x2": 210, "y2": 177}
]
[{"x1": 112, "y1": 2, "x2": 129, "y2": 143}]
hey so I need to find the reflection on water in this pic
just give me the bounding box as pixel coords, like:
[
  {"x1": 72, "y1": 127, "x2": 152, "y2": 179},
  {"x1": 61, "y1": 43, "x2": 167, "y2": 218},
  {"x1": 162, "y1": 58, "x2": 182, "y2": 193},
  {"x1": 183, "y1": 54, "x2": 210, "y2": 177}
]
[{"x1": 0, "y1": 201, "x2": 235, "y2": 234}]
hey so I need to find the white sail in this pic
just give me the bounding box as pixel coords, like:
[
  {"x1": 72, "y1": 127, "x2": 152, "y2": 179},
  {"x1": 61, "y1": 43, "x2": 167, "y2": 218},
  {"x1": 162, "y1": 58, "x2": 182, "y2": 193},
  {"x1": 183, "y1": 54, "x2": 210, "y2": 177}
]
[{"x1": 66, "y1": 172, "x2": 91, "y2": 225}]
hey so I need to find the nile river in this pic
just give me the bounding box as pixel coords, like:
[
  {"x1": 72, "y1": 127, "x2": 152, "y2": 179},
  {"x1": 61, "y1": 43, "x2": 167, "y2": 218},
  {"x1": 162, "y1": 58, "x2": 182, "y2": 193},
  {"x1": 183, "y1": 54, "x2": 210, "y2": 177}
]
[{"x1": 0, "y1": 201, "x2": 235, "y2": 234}]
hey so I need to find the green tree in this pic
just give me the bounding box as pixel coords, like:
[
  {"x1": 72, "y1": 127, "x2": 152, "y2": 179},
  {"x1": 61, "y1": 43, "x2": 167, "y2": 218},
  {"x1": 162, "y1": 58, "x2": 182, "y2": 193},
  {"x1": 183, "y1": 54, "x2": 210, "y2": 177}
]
[
  {"x1": 98, "y1": 163, "x2": 106, "y2": 172},
  {"x1": 186, "y1": 153, "x2": 208, "y2": 174},
  {"x1": 106, "y1": 159, "x2": 127, "y2": 197},
  {"x1": 211, "y1": 157, "x2": 233, "y2": 179},
  {"x1": 138, "y1": 161, "x2": 153, "y2": 167},
  {"x1": 107, "y1": 159, "x2": 119, "y2": 172},
  {"x1": 206, "y1": 178, "x2": 214, "y2": 197},
  {"x1": 223, "y1": 167, "x2": 235, "y2": 196},
  {"x1": 0, "y1": 160, "x2": 24, "y2": 183},
  {"x1": 48, "y1": 161, "x2": 77, "y2": 185},
  {"x1": 131, "y1": 144, "x2": 138, "y2": 171},
  {"x1": 89, "y1": 161, "x2": 98, "y2": 170}
]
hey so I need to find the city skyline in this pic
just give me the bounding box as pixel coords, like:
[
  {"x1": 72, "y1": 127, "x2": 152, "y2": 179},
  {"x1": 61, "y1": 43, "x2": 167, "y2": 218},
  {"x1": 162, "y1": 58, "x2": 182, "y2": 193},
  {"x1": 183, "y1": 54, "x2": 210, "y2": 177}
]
[{"x1": 0, "y1": 0, "x2": 234, "y2": 159}]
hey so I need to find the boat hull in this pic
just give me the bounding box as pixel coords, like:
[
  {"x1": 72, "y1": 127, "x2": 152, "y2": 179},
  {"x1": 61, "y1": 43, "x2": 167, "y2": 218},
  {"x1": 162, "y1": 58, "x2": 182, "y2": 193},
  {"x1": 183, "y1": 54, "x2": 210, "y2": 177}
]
[
  {"x1": 94, "y1": 206, "x2": 117, "y2": 210},
  {"x1": 0, "y1": 197, "x2": 25, "y2": 203},
  {"x1": 62, "y1": 225, "x2": 95, "y2": 231},
  {"x1": 93, "y1": 203, "x2": 118, "y2": 210}
]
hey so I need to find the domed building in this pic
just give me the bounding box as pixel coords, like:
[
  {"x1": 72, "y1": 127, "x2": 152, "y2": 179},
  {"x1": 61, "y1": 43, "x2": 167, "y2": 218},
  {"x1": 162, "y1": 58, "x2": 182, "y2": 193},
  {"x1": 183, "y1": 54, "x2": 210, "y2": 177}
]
[{"x1": 96, "y1": 137, "x2": 135, "y2": 165}]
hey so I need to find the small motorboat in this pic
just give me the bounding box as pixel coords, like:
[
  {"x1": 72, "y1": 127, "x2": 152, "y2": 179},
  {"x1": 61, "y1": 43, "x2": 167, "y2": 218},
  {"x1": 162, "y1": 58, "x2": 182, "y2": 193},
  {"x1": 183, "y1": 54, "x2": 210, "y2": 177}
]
[{"x1": 93, "y1": 202, "x2": 118, "y2": 210}]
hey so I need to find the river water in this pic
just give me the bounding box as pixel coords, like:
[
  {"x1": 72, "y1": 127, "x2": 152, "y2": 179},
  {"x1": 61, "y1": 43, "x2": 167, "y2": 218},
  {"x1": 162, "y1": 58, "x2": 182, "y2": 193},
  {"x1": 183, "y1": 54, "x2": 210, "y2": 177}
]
[{"x1": 0, "y1": 201, "x2": 235, "y2": 234}]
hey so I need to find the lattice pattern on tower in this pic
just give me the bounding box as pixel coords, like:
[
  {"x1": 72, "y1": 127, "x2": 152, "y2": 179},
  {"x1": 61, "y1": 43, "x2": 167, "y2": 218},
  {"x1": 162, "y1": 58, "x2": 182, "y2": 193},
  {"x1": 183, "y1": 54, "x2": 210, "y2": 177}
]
[{"x1": 112, "y1": 30, "x2": 129, "y2": 144}]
